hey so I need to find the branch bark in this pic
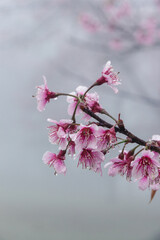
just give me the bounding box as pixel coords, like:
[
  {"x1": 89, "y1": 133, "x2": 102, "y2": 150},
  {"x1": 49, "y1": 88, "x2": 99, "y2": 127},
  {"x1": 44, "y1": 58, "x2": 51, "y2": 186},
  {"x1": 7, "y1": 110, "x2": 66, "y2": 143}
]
[{"x1": 81, "y1": 106, "x2": 160, "y2": 154}]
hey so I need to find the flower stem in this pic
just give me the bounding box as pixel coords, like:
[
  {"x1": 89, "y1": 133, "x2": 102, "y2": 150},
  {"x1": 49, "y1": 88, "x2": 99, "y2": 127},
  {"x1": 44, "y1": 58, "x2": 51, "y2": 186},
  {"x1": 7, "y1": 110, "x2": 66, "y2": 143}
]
[
  {"x1": 72, "y1": 100, "x2": 80, "y2": 123},
  {"x1": 134, "y1": 148, "x2": 144, "y2": 158},
  {"x1": 82, "y1": 83, "x2": 98, "y2": 99},
  {"x1": 57, "y1": 93, "x2": 78, "y2": 99},
  {"x1": 107, "y1": 140, "x2": 128, "y2": 152},
  {"x1": 100, "y1": 108, "x2": 117, "y2": 123}
]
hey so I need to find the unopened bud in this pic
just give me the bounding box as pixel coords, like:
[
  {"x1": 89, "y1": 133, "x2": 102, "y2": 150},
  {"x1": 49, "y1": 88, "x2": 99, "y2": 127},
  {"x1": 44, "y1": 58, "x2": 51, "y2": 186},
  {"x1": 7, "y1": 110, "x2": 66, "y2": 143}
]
[
  {"x1": 117, "y1": 113, "x2": 125, "y2": 130},
  {"x1": 126, "y1": 149, "x2": 135, "y2": 158},
  {"x1": 119, "y1": 152, "x2": 124, "y2": 160}
]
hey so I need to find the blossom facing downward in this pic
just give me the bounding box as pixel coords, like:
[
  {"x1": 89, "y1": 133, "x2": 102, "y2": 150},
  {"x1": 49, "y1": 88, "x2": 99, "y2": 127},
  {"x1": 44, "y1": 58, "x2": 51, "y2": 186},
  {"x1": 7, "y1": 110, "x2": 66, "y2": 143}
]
[
  {"x1": 96, "y1": 126, "x2": 117, "y2": 151},
  {"x1": 84, "y1": 92, "x2": 102, "y2": 113},
  {"x1": 104, "y1": 151, "x2": 133, "y2": 181},
  {"x1": 96, "y1": 61, "x2": 121, "y2": 93},
  {"x1": 132, "y1": 150, "x2": 160, "y2": 190},
  {"x1": 42, "y1": 150, "x2": 66, "y2": 175},
  {"x1": 48, "y1": 119, "x2": 77, "y2": 150},
  {"x1": 71, "y1": 124, "x2": 99, "y2": 151},
  {"x1": 78, "y1": 148, "x2": 105, "y2": 175},
  {"x1": 36, "y1": 76, "x2": 57, "y2": 111}
]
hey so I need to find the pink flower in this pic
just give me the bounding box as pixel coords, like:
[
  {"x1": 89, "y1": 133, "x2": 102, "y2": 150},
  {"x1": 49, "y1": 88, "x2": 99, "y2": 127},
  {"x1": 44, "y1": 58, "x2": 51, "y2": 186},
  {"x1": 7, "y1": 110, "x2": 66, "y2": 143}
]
[
  {"x1": 48, "y1": 119, "x2": 77, "y2": 150},
  {"x1": 42, "y1": 150, "x2": 66, "y2": 175},
  {"x1": 78, "y1": 148, "x2": 105, "y2": 175},
  {"x1": 82, "y1": 92, "x2": 102, "y2": 120},
  {"x1": 67, "y1": 86, "x2": 102, "y2": 119},
  {"x1": 132, "y1": 150, "x2": 160, "y2": 190},
  {"x1": 71, "y1": 124, "x2": 99, "y2": 151},
  {"x1": 67, "y1": 86, "x2": 87, "y2": 116},
  {"x1": 104, "y1": 151, "x2": 133, "y2": 181},
  {"x1": 96, "y1": 61, "x2": 121, "y2": 93},
  {"x1": 84, "y1": 92, "x2": 102, "y2": 112},
  {"x1": 36, "y1": 76, "x2": 57, "y2": 111},
  {"x1": 96, "y1": 126, "x2": 117, "y2": 151}
]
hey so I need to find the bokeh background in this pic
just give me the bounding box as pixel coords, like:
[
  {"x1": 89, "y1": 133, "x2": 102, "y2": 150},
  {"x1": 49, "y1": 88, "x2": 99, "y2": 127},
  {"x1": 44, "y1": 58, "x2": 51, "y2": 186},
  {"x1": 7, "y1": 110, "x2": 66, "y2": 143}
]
[{"x1": 1, "y1": 0, "x2": 160, "y2": 240}]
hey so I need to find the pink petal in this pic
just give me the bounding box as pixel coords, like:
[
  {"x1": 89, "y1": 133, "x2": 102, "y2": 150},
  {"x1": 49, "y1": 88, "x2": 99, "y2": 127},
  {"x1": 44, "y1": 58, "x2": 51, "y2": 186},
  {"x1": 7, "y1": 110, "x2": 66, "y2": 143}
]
[
  {"x1": 54, "y1": 159, "x2": 67, "y2": 175},
  {"x1": 42, "y1": 151, "x2": 56, "y2": 165},
  {"x1": 138, "y1": 176, "x2": 149, "y2": 191}
]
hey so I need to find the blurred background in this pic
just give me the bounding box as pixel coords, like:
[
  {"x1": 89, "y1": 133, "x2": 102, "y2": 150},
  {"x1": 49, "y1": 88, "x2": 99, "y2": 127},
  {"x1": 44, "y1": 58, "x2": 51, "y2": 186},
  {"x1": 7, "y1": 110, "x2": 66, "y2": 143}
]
[{"x1": 1, "y1": 0, "x2": 160, "y2": 239}]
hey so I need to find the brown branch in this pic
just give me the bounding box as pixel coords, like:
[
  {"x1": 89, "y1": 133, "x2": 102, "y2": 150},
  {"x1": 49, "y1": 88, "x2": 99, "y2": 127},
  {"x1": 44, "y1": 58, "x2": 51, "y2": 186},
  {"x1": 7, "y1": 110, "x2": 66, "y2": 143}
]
[{"x1": 81, "y1": 106, "x2": 160, "y2": 154}]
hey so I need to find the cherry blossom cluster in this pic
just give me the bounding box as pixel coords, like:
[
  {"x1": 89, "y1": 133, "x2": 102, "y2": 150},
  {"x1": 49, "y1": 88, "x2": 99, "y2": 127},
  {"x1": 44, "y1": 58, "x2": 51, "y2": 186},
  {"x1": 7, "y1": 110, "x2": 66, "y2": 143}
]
[
  {"x1": 79, "y1": 0, "x2": 160, "y2": 52},
  {"x1": 35, "y1": 61, "x2": 160, "y2": 199}
]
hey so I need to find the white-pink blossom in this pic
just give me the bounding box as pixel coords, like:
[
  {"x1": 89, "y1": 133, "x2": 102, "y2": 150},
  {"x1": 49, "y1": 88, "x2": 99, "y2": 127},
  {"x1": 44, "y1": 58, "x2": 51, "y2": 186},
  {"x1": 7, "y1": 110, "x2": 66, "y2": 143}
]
[
  {"x1": 48, "y1": 119, "x2": 77, "y2": 150},
  {"x1": 84, "y1": 92, "x2": 102, "y2": 112},
  {"x1": 67, "y1": 86, "x2": 102, "y2": 119},
  {"x1": 96, "y1": 61, "x2": 121, "y2": 93},
  {"x1": 104, "y1": 151, "x2": 133, "y2": 181},
  {"x1": 96, "y1": 126, "x2": 117, "y2": 151},
  {"x1": 82, "y1": 92, "x2": 102, "y2": 120},
  {"x1": 42, "y1": 150, "x2": 66, "y2": 175},
  {"x1": 132, "y1": 150, "x2": 160, "y2": 190},
  {"x1": 78, "y1": 148, "x2": 105, "y2": 175},
  {"x1": 71, "y1": 124, "x2": 99, "y2": 151},
  {"x1": 36, "y1": 76, "x2": 57, "y2": 111},
  {"x1": 67, "y1": 86, "x2": 87, "y2": 116}
]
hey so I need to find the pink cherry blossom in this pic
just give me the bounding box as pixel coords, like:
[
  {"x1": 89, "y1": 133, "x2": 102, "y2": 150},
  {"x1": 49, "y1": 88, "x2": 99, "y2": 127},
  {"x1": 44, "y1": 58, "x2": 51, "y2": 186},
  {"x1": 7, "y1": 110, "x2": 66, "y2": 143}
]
[
  {"x1": 48, "y1": 119, "x2": 77, "y2": 150},
  {"x1": 104, "y1": 151, "x2": 133, "y2": 181},
  {"x1": 78, "y1": 148, "x2": 105, "y2": 175},
  {"x1": 67, "y1": 86, "x2": 102, "y2": 119},
  {"x1": 36, "y1": 76, "x2": 57, "y2": 111},
  {"x1": 132, "y1": 150, "x2": 160, "y2": 190},
  {"x1": 71, "y1": 124, "x2": 99, "y2": 151},
  {"x1": 42, "y1": 150, "x2": 66, "y2": 175},
  {"x1": 67, "y1": 86, "x2": 87, "y2": 116},
  {"x1": 96, "y1": 126, "x2": 117, "y2": 151},
  {"x1": 84, "y1": 92, "x2": 102, "y2": 113},
  {"x1": 82, "y1": 92, "x2": 102, "y2": 120},
  {"x1": 96, "y1": 61, "x2": 121, "y2": 93}
]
